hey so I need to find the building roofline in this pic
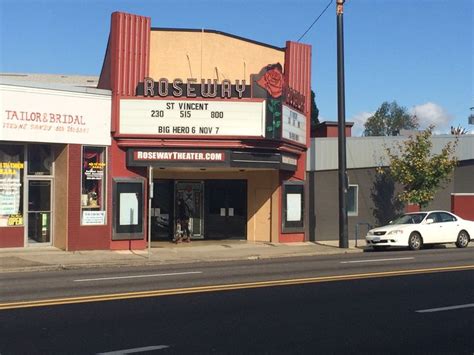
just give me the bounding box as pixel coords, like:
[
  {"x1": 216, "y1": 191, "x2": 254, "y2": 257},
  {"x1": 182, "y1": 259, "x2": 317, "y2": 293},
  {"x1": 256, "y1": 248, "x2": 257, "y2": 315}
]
[
  {"x1": 0, "y1": 77, "x2": 111, "y2": 96},
  {"x1": 151, "y1": 27, "x2": 286, "y2": 52}
]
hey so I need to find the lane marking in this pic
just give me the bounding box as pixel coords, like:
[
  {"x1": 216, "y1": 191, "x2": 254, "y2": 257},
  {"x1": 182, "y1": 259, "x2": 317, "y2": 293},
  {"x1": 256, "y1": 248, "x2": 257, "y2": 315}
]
[
  {"x1": 74, "y1": 271, "x2": 202, "y2": 282},
  {"x1": 340, "y1": 257, "x2": 414, "y2": 264},
  {"x1": 416, "y1": 303, "x2": 474, "y2": 313},
  {"x1": 1, "y1": 264, "x2": 474, "y2": 311},
  {"x1": 97, "y1": 345, "x2": 170, "y2": 354}
]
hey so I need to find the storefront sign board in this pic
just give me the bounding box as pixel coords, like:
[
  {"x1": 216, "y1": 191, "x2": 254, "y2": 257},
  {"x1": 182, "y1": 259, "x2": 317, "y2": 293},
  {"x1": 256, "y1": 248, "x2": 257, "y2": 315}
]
[
  {"x1": 82, "y1": 211, "x2": 106, "y2": 225},
  {"x1": 0, "y1": 85, "x2": 111, "y2": 145}
]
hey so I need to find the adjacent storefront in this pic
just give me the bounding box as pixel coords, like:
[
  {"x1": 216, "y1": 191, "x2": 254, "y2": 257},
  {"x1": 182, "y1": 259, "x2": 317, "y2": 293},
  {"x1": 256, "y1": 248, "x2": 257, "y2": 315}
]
[{"x1": 0, "y1": 80, "x2": 111, "y2": 248}]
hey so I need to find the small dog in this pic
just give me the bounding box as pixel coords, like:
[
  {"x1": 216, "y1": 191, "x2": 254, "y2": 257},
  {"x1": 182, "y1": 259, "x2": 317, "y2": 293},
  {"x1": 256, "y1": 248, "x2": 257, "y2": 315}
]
[{"x1": 173, "y1": 220, "x2": 183, "y2": 243}]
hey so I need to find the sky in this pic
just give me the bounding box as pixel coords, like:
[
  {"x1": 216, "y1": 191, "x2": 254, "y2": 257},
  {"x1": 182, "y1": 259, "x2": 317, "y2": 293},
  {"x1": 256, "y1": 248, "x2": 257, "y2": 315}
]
[{"x1": 1, "y1": 0, "x2": 473, "y2": 135}]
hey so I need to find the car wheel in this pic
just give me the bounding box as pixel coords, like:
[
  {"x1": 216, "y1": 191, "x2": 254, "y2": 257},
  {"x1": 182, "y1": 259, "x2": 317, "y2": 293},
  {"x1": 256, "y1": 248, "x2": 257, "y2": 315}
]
[
  {"x1": 408, "y1": 232, "x2": 422, "y2": 251},
  {"x1": 455, "y1": 230, "x2": 470, "y2": 248}
]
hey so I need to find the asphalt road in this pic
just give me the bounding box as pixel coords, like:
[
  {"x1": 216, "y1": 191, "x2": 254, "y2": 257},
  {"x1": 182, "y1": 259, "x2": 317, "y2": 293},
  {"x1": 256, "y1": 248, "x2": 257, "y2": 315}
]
[
  {"x1": 1, "y1": 246, "x2": 473, "y2": 303},
  {"x1": 1, "y1": 247, "x2": 473, "y2": 354},
  {"x1": 0, "y1": 268, "x2": 473, "y2": 354}
]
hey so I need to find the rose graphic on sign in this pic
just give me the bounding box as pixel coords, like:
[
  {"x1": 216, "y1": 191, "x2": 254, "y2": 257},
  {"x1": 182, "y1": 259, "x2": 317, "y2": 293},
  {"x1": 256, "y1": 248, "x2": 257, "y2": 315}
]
[
  {"x1": 256, "y1": 66, "x2": 284, "y2": 98},
  {"x1": 253, "y1": 63, "x2": 284, "y2": 139}
]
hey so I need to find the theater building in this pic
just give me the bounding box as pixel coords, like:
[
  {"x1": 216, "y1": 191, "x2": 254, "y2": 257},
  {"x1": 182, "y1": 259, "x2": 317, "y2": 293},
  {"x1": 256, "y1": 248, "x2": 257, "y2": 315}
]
[
  {"x1": 96, "y1": 12, "x2": 312, "y2": 249},
  {"x1": 0, "y1": 76, "x2": 111, "y2": 249}
]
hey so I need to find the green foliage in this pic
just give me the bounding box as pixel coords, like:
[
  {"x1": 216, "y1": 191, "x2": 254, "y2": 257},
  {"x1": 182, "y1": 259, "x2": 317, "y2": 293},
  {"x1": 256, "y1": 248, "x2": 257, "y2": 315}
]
[
  {"x1": 311, "y1": 90, "x2": 319, "y2": 129},
  {"x1": 266, "y1": 99, "x2": 281, "y2": 137},
  {"x1": 380, "y1": 126, "x2": 458, "y2": 208},
  {"x1": 364, "y1": 101, "x2": 418, "y2": 136}
]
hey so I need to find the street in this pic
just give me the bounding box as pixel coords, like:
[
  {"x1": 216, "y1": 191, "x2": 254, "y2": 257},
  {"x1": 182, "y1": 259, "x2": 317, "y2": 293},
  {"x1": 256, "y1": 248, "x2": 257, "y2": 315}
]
[{"x1": 1, "y1": 247, "x2": 473, "y2": 354}]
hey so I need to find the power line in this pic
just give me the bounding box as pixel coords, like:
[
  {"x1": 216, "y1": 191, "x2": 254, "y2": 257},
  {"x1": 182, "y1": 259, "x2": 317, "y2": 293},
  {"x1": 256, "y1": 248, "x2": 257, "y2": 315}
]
[{"x1": 297, "y1": 0, "x2": 333, "y2": 42}]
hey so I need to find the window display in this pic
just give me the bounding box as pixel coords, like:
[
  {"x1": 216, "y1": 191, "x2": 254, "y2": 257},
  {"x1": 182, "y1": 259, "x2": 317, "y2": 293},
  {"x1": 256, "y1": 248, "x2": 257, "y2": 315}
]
[
  {"x1": 0, "y1": 145, "x2": 24, "y2": 227},
  {"x1": 81, "y1": 146, "x2": 107, "y2": 225}
]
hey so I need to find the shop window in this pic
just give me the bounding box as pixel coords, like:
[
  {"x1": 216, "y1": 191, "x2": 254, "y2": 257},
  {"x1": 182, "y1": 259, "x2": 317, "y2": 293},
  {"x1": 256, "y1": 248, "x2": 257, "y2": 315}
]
[
  {"x1": 81, "y1": 146, "x2": 107, "y2": 225},
  {"x1": 348, "y1": 185, "x2": 359, "y2": 216},
  {"x1": 0, "y1": 145, "x2": 24, "y2": 227},
  {"x1": 282, "y1": 181, "x2": 305, "y2": 233},
  {"x1": 27, "y1": 144, "x2": 52, "y2": 175}
]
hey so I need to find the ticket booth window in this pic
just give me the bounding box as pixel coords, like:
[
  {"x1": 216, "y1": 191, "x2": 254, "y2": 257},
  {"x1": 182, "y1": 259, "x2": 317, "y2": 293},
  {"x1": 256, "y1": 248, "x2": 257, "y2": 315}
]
[{"x1": 81, "y1": 146, "x2": 107, "y2": 225}]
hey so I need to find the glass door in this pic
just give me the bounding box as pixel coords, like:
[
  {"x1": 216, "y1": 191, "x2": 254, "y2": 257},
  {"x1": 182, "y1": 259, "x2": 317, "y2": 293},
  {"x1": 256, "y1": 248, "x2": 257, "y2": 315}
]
[
  {"x1": 175, "y1": 181, "x2": 204, "y2": 239},
  {"x1": 27, "y1": 180, "x2": 52, "y2": 244},
  {"x1": 151, "y1": 180, "x2": 174, "y2": 241},
  {"x1": 205, "y1": 180, "x2": 247, "y2": 239}
]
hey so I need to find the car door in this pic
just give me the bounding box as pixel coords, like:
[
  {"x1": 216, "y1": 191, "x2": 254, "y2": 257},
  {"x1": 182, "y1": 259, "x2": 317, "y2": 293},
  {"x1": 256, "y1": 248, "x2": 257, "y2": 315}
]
[
  {"x1": 437, "y1": 212, "x2": 459, "y2": 242},
  {"x1": 423, "y1": 212, "x2": 443, "y2": 243}
]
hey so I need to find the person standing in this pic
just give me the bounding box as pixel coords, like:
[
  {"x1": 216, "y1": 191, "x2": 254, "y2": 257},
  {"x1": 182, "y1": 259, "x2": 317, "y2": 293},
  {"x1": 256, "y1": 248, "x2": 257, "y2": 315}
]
[{"x1": 176, "y1": 198, "x2": 191, "y2": 242}]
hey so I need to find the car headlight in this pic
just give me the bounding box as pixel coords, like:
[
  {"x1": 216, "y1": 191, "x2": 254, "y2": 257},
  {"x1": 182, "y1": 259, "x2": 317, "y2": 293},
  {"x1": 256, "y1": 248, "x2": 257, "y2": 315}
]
[{"x1": 387, "y1": 229, "x2": 404, "y2": 235}]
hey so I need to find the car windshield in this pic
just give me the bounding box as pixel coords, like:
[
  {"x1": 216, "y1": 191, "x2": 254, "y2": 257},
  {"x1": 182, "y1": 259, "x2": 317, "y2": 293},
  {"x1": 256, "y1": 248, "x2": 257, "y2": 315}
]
[{"x1": 390, "y1": 213, "x2": 427, "y2": 225}]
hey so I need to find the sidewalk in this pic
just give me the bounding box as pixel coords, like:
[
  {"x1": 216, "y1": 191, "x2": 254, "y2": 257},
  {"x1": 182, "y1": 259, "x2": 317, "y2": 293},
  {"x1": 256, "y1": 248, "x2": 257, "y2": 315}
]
[{"x1": 0, "y1": 240, "x2": 364, "y2": 273}]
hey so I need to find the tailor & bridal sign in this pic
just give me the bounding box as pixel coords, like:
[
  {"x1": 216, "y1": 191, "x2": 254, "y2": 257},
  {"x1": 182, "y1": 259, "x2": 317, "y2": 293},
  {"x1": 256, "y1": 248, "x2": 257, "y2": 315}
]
[{"x1": 0, "y1": 85, "x2": 111, "y2": 145}]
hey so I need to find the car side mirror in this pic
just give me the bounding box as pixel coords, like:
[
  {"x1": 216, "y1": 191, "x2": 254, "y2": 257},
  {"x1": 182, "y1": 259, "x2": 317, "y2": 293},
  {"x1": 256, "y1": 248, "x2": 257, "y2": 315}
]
[{"x1": 426, "y1": 218, "x2": 434, "y2": 224}]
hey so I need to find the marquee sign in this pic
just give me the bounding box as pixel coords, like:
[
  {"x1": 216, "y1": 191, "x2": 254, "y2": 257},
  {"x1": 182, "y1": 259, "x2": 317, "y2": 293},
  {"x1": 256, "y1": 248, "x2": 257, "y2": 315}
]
[
  {"x1": 130, "y1": 63, "x2": 307, "y2": 142},
  {"x1": 282, "y1": 105, "x2": 306, "y2": 145},
  {"x1": 119, "y1": 99, "x2": 265, "y2": 137}
]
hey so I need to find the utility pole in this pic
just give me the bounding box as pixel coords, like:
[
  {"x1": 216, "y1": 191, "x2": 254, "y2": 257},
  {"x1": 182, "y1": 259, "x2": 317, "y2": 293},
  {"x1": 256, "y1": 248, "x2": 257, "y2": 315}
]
[{"x1": 337, "y1": 0, "x2": 348, "y2": 248}]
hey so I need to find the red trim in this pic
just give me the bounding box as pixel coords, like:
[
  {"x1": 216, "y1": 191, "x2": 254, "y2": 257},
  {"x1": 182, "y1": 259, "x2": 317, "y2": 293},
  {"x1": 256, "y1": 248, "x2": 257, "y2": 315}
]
[
  {"x1": 115, "y1": 139, "x2": 306, "y2": 155},
  {"x1": 110, "y1": 239, "x2": 147, "y2": 250},
  {"x1": 0, "y1": 227, "x2": 24, "y2": 248},
  {"x1": 113, "y1": 133, "x2": 266, "y2": 140},
  {"x1": 451, "y1": 194, "x2": 474, "y2": 221},
  {"x1": 405, "y1": 204, "x2": 421, "y2": 213},
  {"x1": 284, "y1": 41, "x2": 311, "y2": 150},
  {"x1": 280, "y1": 233, "x2": 305, "y2": 243}
]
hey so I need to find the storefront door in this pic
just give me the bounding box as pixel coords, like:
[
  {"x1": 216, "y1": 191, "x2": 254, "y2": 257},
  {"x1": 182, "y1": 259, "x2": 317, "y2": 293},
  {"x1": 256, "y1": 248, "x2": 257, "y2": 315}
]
[
  {"x1": 205, "y1": 180, "x2": 247, "y2": 239},
  {"x1": 27, "y1": 179, "x2": 52, "y2": 244},
  {"x1": 151, "y1": 180, "x2": 174, "y2": 241},
  {"x1": 175, "y1": 181, "x2": 204, "y2": 239}
]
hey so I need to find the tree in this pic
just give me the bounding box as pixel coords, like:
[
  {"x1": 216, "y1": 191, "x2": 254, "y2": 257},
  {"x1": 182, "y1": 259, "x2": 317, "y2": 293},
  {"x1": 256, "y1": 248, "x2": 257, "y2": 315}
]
[
  {"x1": 380, "y1": 126, "x2": 458, "y2": 209},
  {"x1": 364, "y1": 101, "x2": 418, "y2": 136},
  {"x1": 310, "y1": 90, "x2": 319, "y2": 130}
]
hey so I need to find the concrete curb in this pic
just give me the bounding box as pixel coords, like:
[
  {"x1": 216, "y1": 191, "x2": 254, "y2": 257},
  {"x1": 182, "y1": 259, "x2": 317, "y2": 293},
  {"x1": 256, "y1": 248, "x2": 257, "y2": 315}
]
[{"x1": 0, "y1": 244, "x2": 365, "y2": 273}]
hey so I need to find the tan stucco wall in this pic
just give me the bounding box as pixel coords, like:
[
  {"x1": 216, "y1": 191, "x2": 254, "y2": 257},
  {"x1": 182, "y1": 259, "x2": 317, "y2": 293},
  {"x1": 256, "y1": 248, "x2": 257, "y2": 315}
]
[
  {"x1": 149, "y1": 31, "x2": 285, "y2": 83},
  {"x1": 153, "y1": 170, "x2": 279, "y2": 242}
]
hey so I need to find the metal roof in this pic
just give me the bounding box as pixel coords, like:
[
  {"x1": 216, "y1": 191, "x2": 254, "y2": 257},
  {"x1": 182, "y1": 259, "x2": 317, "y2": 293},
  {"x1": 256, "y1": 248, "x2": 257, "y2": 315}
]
[
  {"x1": 308, "y1": 134, "x2": 474, "y2": 171},
  {"x1": 0, "y1": 73, "x2": 110, "y2": 96}
]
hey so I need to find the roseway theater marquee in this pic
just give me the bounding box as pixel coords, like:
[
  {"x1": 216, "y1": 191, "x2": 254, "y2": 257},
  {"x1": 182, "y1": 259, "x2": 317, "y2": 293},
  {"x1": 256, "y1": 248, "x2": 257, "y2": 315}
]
[{"x1": 90, "y1": 11, "x2": 312, "y2": 250}]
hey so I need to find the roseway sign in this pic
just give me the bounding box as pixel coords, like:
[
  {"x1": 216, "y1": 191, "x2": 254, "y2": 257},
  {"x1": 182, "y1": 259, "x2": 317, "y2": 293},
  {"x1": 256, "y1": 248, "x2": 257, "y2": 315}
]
[
  {"x1": 0, "y1": 84, "x2": 111, "y2": 145},
  {"x1": 119, "y1": 99, "x2": 266, "y2": 137}
]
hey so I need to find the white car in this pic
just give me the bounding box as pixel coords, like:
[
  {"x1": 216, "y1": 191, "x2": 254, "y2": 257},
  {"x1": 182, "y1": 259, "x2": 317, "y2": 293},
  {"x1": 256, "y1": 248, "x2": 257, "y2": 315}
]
[{"x1": 366, "y1": 211, "x2": 473, "y2": 250}]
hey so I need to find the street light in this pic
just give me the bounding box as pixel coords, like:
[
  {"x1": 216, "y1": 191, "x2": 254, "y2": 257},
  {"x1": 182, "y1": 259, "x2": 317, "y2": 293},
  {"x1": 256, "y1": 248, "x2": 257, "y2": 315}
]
[{"x1": 337, "y1": 0, "x2": 348, "y2": 248}]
